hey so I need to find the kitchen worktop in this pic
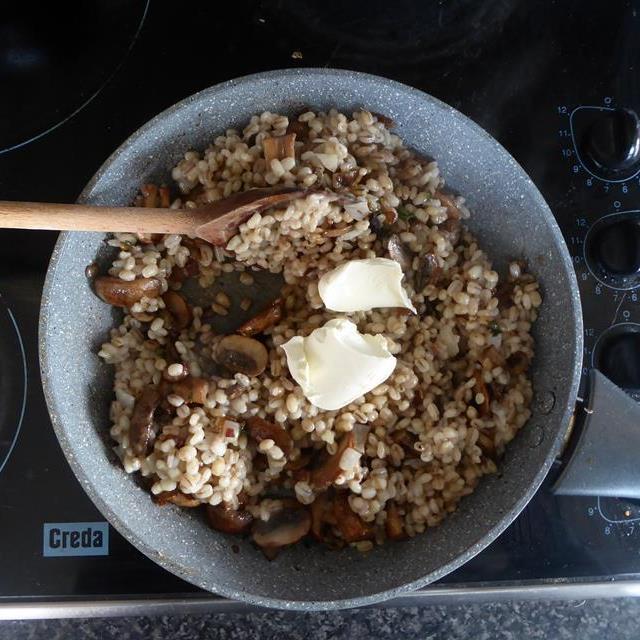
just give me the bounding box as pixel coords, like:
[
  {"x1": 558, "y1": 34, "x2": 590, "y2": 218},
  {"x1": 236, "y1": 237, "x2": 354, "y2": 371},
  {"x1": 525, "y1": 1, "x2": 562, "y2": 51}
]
[{"x1": 1, "y1": 599, "x2": 638, "y2": 639}]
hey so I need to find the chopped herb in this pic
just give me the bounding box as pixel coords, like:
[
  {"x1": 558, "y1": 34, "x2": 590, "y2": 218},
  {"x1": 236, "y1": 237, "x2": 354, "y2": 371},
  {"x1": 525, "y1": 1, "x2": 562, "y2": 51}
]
[
  {"x1": 489, "y1": 321, "x2": 501, "y2": 336},
  {"x1": 397, "y1": 206, "x2": 415, "y2": 221}
]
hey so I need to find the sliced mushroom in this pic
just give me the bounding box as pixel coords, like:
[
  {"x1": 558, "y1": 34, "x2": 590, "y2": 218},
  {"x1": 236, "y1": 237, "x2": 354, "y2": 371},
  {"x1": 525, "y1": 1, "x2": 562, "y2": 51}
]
[
  {"x1": 237, "y1": 299, "x2": 283, "y2": 337},
  {"x1": 206, "y1": 504, "x2": 253, "y2": 534},
  {"x1": 94, "y1": 276, "x2": 162, "y2": 308},
  {"x1": 171, "y1": 377, "x2": 209, "y2": 404},
  {"x1": 263, "y1": 133, "x2": 296, "y2": 164},
  {"x1": 473, "y1": 370, "x2": 491, "y2": 417},
  {"x1": 153, "y1": 490, "x2": 201, "y2": 508},
  {"x1": 415, "y1": 253, "x2": 443, "y2": 292},
  {"x1": 352, "y1": 424, "x2": 370, "y2": 454},
  {"x1": 130, "y1": 386, "x2": 162, "y2": 457},
  {"x1": 435, "y1": 191, "x2": 461, "y2": 220},
  {"x1": 387, "y1": 234, "x2": 412, "y2": 270},
  {"x1": 371, "y1": 111, "x2": 395, "y2": 128},
  {"x1": 385, "y1": 501, "x2": 406, "y2": 540},
  {"x1": 286, "y1": 118, "x2": 310, "y2": 141},
  {"x1": 332, "y1": 492, "x2": 374, "y2": 543},
  {"x1": 477, "y1": 430, "x2": 497, "y2": 460},
  {"x1": 506, "y1": 351, "x2": 530, "y2": 375},
  {"x1": 332, "y1": 169, "x2": 358, "y2": 191},
  {"x1": 482, "y1": 346, "x2": 505, "y2": 367},
  {"x1": 382, "y1": 207, "x2": 398, "y2": 224},
  {"x1": 195, "y1": 187, "x2": 308, "y2": 246},
  {"x1": 495, "y1": 281, "x2": 515, "y2": 307},
  {"x1": 141, "y1": 183, "x2": 159, "y2": 208},
  {"x1": 309, "y1": 490, "x2": 337, "y2": 535},
  {"x1": 85, "y1": 262, "x2": 99, "y2": 279},
  {"x1": 323, "y1": 224, "x2": 352, "y2": 238},
  {"x1": 440, "y1": 216, "x2": 461, "y2": 246},
  {"x1": 390, "y1": 429, "x2": 419, "y2": 458},
  {"x1": 138, "y1": 183, "x2": 170, "y2": 209},
  {"x1": 216, "y1": 335, "x2": 268, "y2": 377},
  {"x1": 163, "y1": 291, "x2": 193, "y2": 330},
  {"x1": 309, "y1": 432, "x2": 355, "y2": 491},
  {"x1": 168, "y1": 258, "x2": 200, "y2": 285},
  {"x1": 285, "y1": 450, "x2": 312, "y2": 472},
  {"x1": 159, "y1": 185, "x2": 171, "y2": 208},
  {"x1": 252, "y1": 506, "x2": 311, "y2": 550},
  {"x1": 246, "y1": 416, "x2": 293, "y2": 456}
]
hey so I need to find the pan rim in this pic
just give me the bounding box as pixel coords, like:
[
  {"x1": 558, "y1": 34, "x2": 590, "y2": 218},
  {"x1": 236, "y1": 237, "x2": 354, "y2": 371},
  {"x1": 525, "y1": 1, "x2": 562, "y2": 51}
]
[{"x1": 39, "y1": 67, "x2": 583, "y2": 610}]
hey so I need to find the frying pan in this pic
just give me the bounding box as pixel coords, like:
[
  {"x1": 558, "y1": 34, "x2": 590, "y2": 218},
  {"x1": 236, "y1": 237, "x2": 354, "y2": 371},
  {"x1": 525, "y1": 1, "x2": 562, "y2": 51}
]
[{"x1": 39, "y1": 69, "x2": 583, "y2": 609}]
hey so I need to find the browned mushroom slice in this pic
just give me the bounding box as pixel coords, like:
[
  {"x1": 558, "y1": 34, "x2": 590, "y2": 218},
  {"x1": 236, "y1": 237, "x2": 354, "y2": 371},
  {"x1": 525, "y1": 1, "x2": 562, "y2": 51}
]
[
  {"x1": 332, "y1": 492, "x2": 374, "y2": 543},
  {"x1": 310, "y1": 491, "x2": 334, "y2": 540},
  {"x1": 94, "y1": 276, "x2": 162, "y2": 308},
  {"x1": 371, "y1": 111, "x2": 395, "y2": 128},
  {"x1": 159, "y1": 185, "x2": 171, "y2": 208},
  {"x1": 352, "y1": 424, "x2": 370, "y2": 454},
  {"x1": 216, "y1": 335, "x2": 268, "y2": 376},
  {"x1": 130, "y1": 386, "x2": 162, "y2": 457},
  {"x1": 285, "y1": 450, "x2": 312, "y2": 471},
  {"x1": 331, "y1": 169, "x2": 358, "y2": 191},
  {"x1": 195, "y1": 187, "x2": 308, "y2": 246},
  {"x1": 473, "y1": 370, "x2": 491, "y2": 417},
  {"x1": 251, "y1": 507, "x2": 311, "y2": 550},
  {"x1": 390, "y1": 429, "x2": 419, "y2": 458},
  {"x1": 171, "y1": 377, "x2": 209, "y2": 405},
  {"x1": 506, "y1": 351, "x2": 531, "y2": 375},
  {"x1": 439, "y1": 216, "x2": 461, "y2": 246},
  {"x1": 495, "y1": 281, "x2": 515, "y2": 307},
  {"x1": 153, "y1": 490, "x2": 201, "y2": 508},
  {"x1": 309, "y1": 432, "x2": 355, "y2": 491},
  {"x1": 162, "y1": 290, "x2": 193, "y2": 330},
  {"x1": 168, "y1": 258, "x2": 200, "y2": 285},
  {"x1": 237, "y1": 299, "x2": 283, "y2": 337},
  {"x1": 435, "y1": 191, "x2": 461, "y2": 220},
  {"x1": 263, "y1": 133, "x2": 296, "y2": 164},
  {"x1": 477, "y1": 430, "x2": 497, "y2": 460},
  {"x1": 387, "y1": 234, "x2": 412, "y2": 270},
  {"x1": 385, "y1": 501, "x2": 406, "y2": 540},
  {"x1": 85, "y1": 262, "x2": 99, "y2": 279},
  {"x1": 415, "y1": 253, "x2": 444, "y2": 292},
  {"x1": 141, "y1": 183, "x2": 159, "y2": 208},
  {"x1": 482, "y1": 346, "x2": 505, "y2": 367},
  {"x1": 246, "y1": 416, "x2": 293, "y2": 456},
  {"x1": 286, "y1": 118, "x2": 310, "y2": 141},
  {"x1": 206, "y1": 504, "x2": 253, "y2": 534},
  {"x1": 382, "y1": 207, "x2": 398, "y2": 225}
]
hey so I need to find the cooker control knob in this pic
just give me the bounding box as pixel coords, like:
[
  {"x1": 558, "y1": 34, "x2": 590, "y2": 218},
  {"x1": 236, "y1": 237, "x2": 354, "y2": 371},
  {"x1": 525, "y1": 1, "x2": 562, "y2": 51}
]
[
  {"x1": 583, "y1": 108, "x2": 640, "y2": 176},
  {"x1": 591, "y1": 219, "x2": 640, "y2": 277},
  {"x1": 596, "y1": 328, "x2": 640, "y2": 390}
]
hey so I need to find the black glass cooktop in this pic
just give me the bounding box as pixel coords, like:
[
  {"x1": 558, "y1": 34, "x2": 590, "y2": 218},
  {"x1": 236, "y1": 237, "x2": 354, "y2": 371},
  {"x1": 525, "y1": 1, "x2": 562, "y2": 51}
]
[{"x1": 1, "y1": 0, "x2": 640, "y2": 605}]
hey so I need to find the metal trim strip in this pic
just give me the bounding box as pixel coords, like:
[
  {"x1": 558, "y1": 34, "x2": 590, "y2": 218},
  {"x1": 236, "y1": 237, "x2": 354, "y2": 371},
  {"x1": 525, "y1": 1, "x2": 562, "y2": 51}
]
[{"x1": 2, "y1": 580, "x2": 639, "y2": 620}]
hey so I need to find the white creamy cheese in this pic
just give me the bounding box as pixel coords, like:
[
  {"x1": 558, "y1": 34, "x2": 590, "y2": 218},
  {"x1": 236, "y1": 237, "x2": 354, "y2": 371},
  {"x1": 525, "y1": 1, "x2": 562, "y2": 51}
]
[
  {"x1": 281, "y1": 318, "x2": 397, "y2": 411},
  {"x1": 318, "y1": 258, "x2": 416, "y2": 313}
]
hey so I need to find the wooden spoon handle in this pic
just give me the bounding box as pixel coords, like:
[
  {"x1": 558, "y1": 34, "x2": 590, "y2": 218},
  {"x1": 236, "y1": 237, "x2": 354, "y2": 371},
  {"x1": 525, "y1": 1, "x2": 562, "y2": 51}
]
[{"x1": 0, "y1": 201, "x2": 209, "y2": 236}]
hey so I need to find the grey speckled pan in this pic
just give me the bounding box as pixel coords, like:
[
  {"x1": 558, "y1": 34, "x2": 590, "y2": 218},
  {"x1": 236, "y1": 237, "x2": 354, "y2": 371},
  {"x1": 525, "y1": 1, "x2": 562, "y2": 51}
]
[{"x1": 39, "y1": 69, "x2": 582, "y2": 610}]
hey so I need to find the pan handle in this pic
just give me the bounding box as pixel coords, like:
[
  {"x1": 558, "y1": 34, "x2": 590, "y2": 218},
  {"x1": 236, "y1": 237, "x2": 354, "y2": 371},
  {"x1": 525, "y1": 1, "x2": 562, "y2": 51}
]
[{"x1": 553, "y1": 369, "x2": 640, "y2": 498}]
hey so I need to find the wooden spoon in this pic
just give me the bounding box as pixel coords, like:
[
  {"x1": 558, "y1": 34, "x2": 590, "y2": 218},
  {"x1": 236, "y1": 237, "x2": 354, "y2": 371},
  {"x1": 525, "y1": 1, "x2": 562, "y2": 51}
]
[{"x1": 0, "y1": 187, "x2": 307, "y2": 246}]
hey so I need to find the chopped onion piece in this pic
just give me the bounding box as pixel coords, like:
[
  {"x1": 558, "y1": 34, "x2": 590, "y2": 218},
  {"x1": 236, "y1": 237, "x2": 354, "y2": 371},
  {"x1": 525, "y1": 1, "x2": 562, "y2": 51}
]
[
  {"x1": 343, "y1": 199, "x2": 369, "y2": 221},
  {"x1": 338, "y1": 447, "x2": 361, "y2": 471}
]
